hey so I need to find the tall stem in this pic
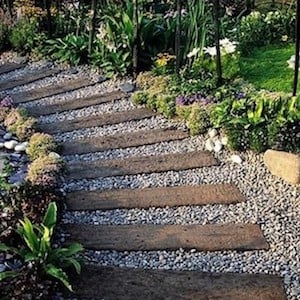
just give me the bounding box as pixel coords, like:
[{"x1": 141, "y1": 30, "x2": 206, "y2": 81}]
[
  {"x1": 133, "y1": 0, "x2": 139, "y2": 78},
  {"x1": 213, "y1": 0, "x2": 222, "y2": 86},
  {"x1": 175, "y1": 0, "x2": 182, "y2": 73},
  {"x1": 88, "y1": 0, "x2": 97, "y2": 56},
  {"x1": 293, "y1": 0, "x2": 300, "y2": 96}
]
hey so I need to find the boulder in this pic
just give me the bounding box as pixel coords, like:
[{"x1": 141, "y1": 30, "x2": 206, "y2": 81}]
[{"x1": 264, "y1": 150, "x2": 300, "y2": 185}]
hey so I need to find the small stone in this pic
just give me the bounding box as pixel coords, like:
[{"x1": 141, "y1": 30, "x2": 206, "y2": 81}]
[
  {"x1": 3, "y1": 133, "x2": 12, "y2": 140},
  {"x1": 205, "y1": 139, "x2": 215, "y2": 152},
  {"x1": 208, "y1": 128, "x2": 218, "y2": 138},
  {"x1": 0, "y1": 264, "x2": 6, "y2": 272},
  {"x1": 120, "y1": 83, "x2": 135, "y2": 93},
  {"x1": 4, "y1": 140, "x2": 18, "y2": 150},
  {"x1": 49, "y1": 152, "x2": 61, "y2": 159},
  {"x1": 264, "y1": 149, "x2": 300, "y2": 185},
  {"x1": 14, "y1": 143, "x2": 27, "y2": 152},
  {"x1": 221, "y1": 136, "x2": 228, "y2": 145},
  {"x1": 214, "y1": 140, "x2": 223, "y2": 153},
  {"x1": 0, "y1": 143, "x2": 3, "y2": 148},
  {"x1": 231, "y1": 154, "x2": 242, "y2": 164}
]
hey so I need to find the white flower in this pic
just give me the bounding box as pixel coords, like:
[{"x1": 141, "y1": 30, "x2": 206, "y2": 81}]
[
  {"x1": 187, "y1": 47, "x2": 200, "y2": 58},
  {"x1": 222, "y1": 43, "x2": 236, "y2": 54},
  {"x1": 204, "y1": 46, "x2": 217, "y2": 57},
  {"x1": 287, "y1": 55, "x2": 296, "y2": 69},
  {"x1": 220, "y1": 38, "x2": 231, "y2": 46}
]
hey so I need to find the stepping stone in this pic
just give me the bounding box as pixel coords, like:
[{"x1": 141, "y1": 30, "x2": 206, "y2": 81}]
[
  {"x1": 38, "y1": 108, "x2": 156, "y2": 134},
  {"x1": 0, "y1": 62, "x2": 26, "y2": 76},
  {"x1": 67, "y1": 151, "x2": 219, "y2": 180},
  {"x1": 71, "y1": 265, "x2": 286, "y2": 300},
  {"x1": 64, "y1": 223, "x2": 269, "y2": 251},
  {"x1": 12, "y1": 77, "x2": 98, "y2": 104},
  {"x1": 62, "y1": 128, "x2": 189, "y2": 155},
  {"x1": 66, "y1": 183, "x2": 245, "y2": 210},
  {"x1": 28, "y1": 90, "x2": 126, "y2": 116},
  {"x1": 0, "y1": 67, "x2": 61, "y2": 91}
]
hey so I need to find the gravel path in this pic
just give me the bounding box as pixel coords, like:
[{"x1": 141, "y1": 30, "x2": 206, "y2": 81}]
[{"x1": 1, "y1": 61, "x2": 299, "y2": 299}]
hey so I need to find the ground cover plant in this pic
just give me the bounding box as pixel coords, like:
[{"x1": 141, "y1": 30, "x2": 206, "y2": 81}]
[{"x1": 0, "y1": 95, "x2": 81, "y2": 298}]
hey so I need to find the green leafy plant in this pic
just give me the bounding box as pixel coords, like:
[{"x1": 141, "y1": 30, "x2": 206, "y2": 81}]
[
  {"x1": 156, "y1": 94, "x2": 176, "y2": 118},
  {"x1": 45, "y1": 34, "x2": 88, "y2": 65},
  {"x1": 131, "y1": 91, "x2": 148, "y2": 106},
  {"x1": 0, "y1": 202, "x2": 83, "y2": 291},
  {"x1": 186, "y1": 104, "x2": 211, "y2": 135}
]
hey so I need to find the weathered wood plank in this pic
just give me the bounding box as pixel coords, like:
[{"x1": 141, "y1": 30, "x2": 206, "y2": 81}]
[
  {"x1": 72, "y1": 265, "x2": 286, "y2": 300},
  {"x1": 28, "y1": 90, "x2": 125, "y2": 116},
  {"x1": 66, "y1": 184, "x2": 245, "y2": 210},
  {"x1": 0, "y1": 62, "x2": 26, "y2": 76},
  {"x1": 38, "y1": 108, "x2": 156, "y2": 134},
  {"x1": 12, "y1": 77, "x2": 96, "y2": 104},
  {"x1": 67, "y1": 151, "x2": 219, "y2": 180},
  {"x1": 64, "y1": 223, "x2": 269, "y2": 251},
  {"x1": 0, "y1": 68, "x2": 61, "y2": 91},
  {"x1": 62, "y1": 128, "x2": 189, "y2": 155}
]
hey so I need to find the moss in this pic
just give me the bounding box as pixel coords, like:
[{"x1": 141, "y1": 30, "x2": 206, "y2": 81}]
[
  {"x1": 186, "y1": 105, "x2": 211, "y2": 136},
  {"x1": 26, "y1": 133, "x2": 57, "y2": 161}
]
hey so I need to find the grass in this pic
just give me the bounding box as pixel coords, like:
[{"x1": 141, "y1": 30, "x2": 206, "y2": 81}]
[{"x1": 239, "y1": 43, "x2": 297, "y2": 93}]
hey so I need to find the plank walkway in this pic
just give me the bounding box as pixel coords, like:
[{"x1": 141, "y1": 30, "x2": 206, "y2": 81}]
[
  {"x1": 62, "y1": 127, "x2": 189, "y2": 155},
  {"x1": 67, "y1": 151, "x2": 219, "y2": 180},
  {"x1": 0, "y1": 67, "x2": 61, "y2": 91},
  {"x1": 38, "y1": 107, "x2": 156, "y2": 134},
  {"x1": 0, "y1": 62, "x2": 26, "y2": 75},
  {"x1": 64, "y1": 223, "x2": 269, "y2": 251},
  {"x1": 12, "y1": 77, "x2": 95, "y2": 104},
  {"x1": 28, "y1": 90, "x2": 125, "y2": 116},
  {"x1": 66, "y1": 184, "x2": 245, "y2": 210},
  {"x1": 72, "y1": 266, "x2": 286, "y2": 300},
  {"x1": 0, "y1": 63, "x2": 284, "y2": 299}
]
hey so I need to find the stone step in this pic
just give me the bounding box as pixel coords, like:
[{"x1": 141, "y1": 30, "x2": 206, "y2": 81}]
[
  {"x1": 0, "y1": 68, "x2": 61, "y2": 92},
  {"x1": 62, "y1": 128, "x2": 189, "y2": 155},
  {"x1": 67, "y1": 151, "x2": 219, "y2": 180},
  {"x1": 38, "y1": 108, "x2": 156, "y2": 134},
  {"x1": 70, "y1": 265, "x2": 286, "y2": 300},
  {"x1": 0, "y1": 62, "x2": 26, "y2": 76},
  {"x1": 66, "y1": 184, "x2": 244, "y2": 210},
  {"x1": 28, "y1": 90, "x2": 125, "y2": 116},
  {"x1": 64, "y1": 223, "x2": 269, "y2": 251},
  {"x1": 12, "y1": 77, "x2": 96, "y2": 104}
]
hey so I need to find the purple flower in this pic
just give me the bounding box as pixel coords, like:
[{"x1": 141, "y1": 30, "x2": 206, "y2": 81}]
[
  {"x1": 176, "y1": 92, "x2": 215, "y2": 106},
  {"x1": 0, "y1": 96, "x2": 14, "y2": 108},
  {"x1": 235, "y1": 92, "x2": 246, "y2": 100}
]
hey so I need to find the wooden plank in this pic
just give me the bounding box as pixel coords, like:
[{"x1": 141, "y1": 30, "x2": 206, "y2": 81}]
[
  {"x1": 28, "y1": 90, "x2": 125, "y2": 116},
  {"x1": 0, "y1": 62, "x2": 26, "y2": 75},
  {"x1": 12, "y1": 77, "x2": 96, "y2": 104},
  {"x1": 38, "y1": 108, "x2": 156, "y2": 134},
  {"x1": 0, "y1": 68, "x2": 61, "y2": 91},
  {"x1": 66, "y1": 184, "x2": 245, "y2": 210},
  {"x1": 62, "y1": 128, "x2": 189, "y2": 155},
  {"x1": 64, "y1": 223, "x2": 269, "y2": 251},
  {"x1": 71, "y1": 265, "x2": 286, "y2": 300},
  {"x1": 67, "y1": 151, "x2": 219, "y2": 180}
]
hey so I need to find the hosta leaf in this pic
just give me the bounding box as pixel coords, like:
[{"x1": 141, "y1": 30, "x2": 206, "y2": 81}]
[{"x1": 43, "y1": 202, "x2": 57, "y2": 230}]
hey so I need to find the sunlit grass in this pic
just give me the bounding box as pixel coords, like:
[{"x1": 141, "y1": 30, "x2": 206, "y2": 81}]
[{"x1": 239, "y1": 43, "x2": 297, "y2": 93}]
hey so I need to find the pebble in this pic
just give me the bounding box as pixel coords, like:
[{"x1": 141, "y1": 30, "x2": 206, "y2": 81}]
[
  {"x1": 205, "y1": 139, "x2": 214, "y2": 152},
  {"x1": 230, "y1": 154, "x2": 242, "y2": 164},
  {"x1": 4, "y1": 140, "x2": 18, "y2": 150},
  {"x1": 214, "y1": 140, "x2": 223, "y2": 153},
  {"x1": 14, "y1": 143, "x2": 27, "y2": 152},
  {"x1": 221, "y1": 136, "x2": 228, "y2": 145},
  {"x1": 3, "y1": 133, "x2": 12, "y2": 140},
  {"x1": 208, "y1": 128, "x2": 218, "y2": 138}
]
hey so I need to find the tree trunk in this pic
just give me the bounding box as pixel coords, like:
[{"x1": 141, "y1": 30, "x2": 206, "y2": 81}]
[
  {"x1": 133, "y1": 0, "x2": 139, "y2": 78},
  {"x1": 175, "y1": 0, "x2": 182, "y2": 73},
  {"x1": 88, "y1": 0, "x2": 97, "y2": 56}
]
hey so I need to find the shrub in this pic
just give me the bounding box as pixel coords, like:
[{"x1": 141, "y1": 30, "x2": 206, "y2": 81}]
[
  {"x1": 26, "y1": 133, "x2": 57, "y2": 161},
  {"x1": 136, "y1": 71, "x2": 156, "y2": 89},
  {"x1": 156, "y1": 94, "x2": 176, "y2": 118},
  {"x1": 0, "y1": 107, "x2": 10, "y2": 123},
  {"x1": 131, "y1": 91, "x2": 148, "y2": 106},
  {"x1": 176, "y1": 105, "x2": 193, "y2": 120},
  {"x1": 4, "y1": 108, "x2": 28, "y2": 128},
  {"x1": 26, "y1": 154, "x2": 63, "y2": 187},
  {"x1": 15, "y1": 117, "x2": 37, "y2": 141},
  {"x1": 9, "y1": 18, "x2": 40, "y2": 54},
  {"x1": 186, "y1": 104, "x2": 211, "y2": 135}
]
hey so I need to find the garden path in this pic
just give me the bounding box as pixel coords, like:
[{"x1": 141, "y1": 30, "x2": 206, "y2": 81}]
[{"x1": 0, "y1": 63, "x2": 287, "y2": 299}]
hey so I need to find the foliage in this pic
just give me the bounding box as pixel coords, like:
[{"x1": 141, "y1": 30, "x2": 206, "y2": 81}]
[
  {"x1": 186, "y1": 104, "x2": 211, "y2": 135},
  {"x1": 9, "y1": 18, "x2": 41, "y2": 54},
  {"x1": 131, "y1": 90, "x2": 148, "y2": 106},
  {"x1": 152, "y1": 52, "x2": 176, "y2": 75},
  {"x1": 45, "y1": 34, "x2": 88, "y2": 65},
  {"x1": 0, "y1": 107, "x2": 10, "y2": 122},
  {"x1": 26, "y1": 153, "x2": 64, "y2": 187},
  {"x1": 237, "y1": 10, "x2": 295, "y2": 54},
  {"x1": 0, "y1": 21, "x2": 9, "y2": 52},
  {"x1": 26, "y1": 133, "x2": 57, "y2": 161},
  {"x1": 14, "y1": 117, "x2": 37, "y2": 141},
  {"x1": 136, "y1": 71, "x2": 156, "y2": 89},
  {"x1": 210, "y1": 91, "x2": 300, "y2": 152},
  {"x1": 0, "y1": 202, "x2": 83, "y2": 292},
  {"x1": 240, "y1": 43, "x2": 295, "y2": 92},
  {"x1": 156, "y1": 94, "x2": 176, "y2": 118}
]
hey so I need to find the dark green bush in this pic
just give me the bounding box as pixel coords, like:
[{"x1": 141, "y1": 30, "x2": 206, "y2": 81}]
[
  {"x1": 187, "y1": 105, "x2": 211, "y2": 136},
  {"x1": 156, "y1": 94, "x2": 176, "y2": 118}
]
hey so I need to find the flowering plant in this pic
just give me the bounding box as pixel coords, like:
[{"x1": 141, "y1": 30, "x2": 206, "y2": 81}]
[{"x1": 152, "y1": 52, "x2": 176, "y2": 75}]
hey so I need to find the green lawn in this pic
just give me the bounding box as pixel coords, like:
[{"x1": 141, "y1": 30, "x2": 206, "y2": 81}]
[{"x1": 239, "y1": 43, "x2": 297, "y2": 93}]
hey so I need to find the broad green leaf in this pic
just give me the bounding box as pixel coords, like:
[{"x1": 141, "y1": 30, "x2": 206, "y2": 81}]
[
  {"x1": 43, "y1": 202, "x2": 57, "y2": 230},
  {"x1": 45, "y1": 264, "x2": 73, "y2": 291},
  {"x1": 0, "y1": 270, "x2": 19, "y2": 281},
  {"x1": 19, "y1": 218, "x2": 39, "y2": 253}
]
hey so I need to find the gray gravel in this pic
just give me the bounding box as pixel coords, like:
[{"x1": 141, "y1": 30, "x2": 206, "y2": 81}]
[
  {"x1": 39, "y1": 97, "x2": 134, "y2": 124},
  {"x1": 1, "y1": 59, "x2": 299, "y2": 299}
]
